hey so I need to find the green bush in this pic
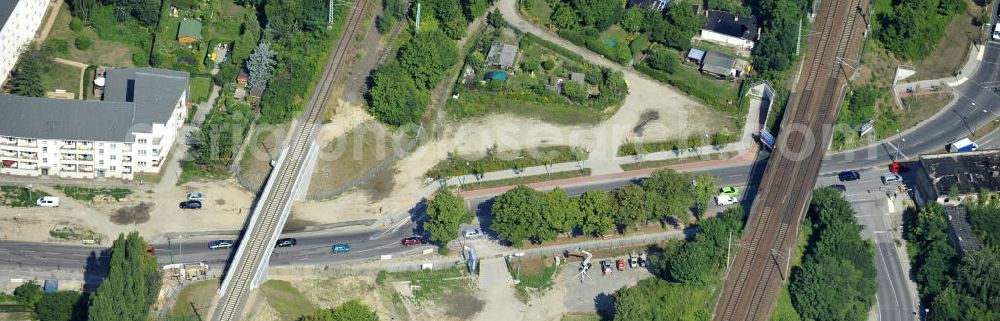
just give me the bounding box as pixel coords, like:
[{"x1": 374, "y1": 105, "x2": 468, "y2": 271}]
[
  {"x1": 542, "y1": 59, "x2": 555, "y2": 70},
  {"x1": 69, "y1": 17, "x2": 84, "y2": 32},
  {"x1": 45, "y1": 40, "x2": 69, "y2": 56},
  {"x1": 74, "y1": 36, "x2": 92, "y2": 50},
  {"x1": 132, "y1": 50, "x2": 149, "y2": 67}
]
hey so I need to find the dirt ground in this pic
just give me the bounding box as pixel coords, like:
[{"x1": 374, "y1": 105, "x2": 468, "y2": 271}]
[{"x1": 0, "y1": 179, "x2": 253, "y2": 243}]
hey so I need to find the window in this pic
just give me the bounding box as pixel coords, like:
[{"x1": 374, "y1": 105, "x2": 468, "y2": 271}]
[
  {"x1": 110, "y1": 166, "x2": 116, "y2": 171},
  {"x1": 98, "y1": 149, "x2": 104, "y2": 155},
  {"x1": 110, "y1": 144, "x2": 116, "y2": 149},
  {"x1": 138, "y1": 161, "x2": 147, "y2": 167},
  {"x1": 42, "y1": 158, "x2": 47, "y2": 163},
  {"x1": 99, "y1": 160, "x2": 104, "y2": 166},
  {"x1": 137, "y1": 138, "x2": 147, "y2": 144},
  {"x1": 110, "y1": 155, "x2": 116, "y2": 160},
  {"x1": 41, "y1": 147, "x2": 47, "y2": 152},
  {"x1": 98, "y1": 143, "x2": 104, "y2": 147},
  {"x1": 138, "y1": 150, "x2": 147, "y2": 156}
]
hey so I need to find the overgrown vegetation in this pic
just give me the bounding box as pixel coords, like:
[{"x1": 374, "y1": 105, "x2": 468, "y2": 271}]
[
  {"x1": 490, "y1": 169, "x2": 718, "y2": 247},
  {"x1": 611, "y1": 207, "x2": 746, "y2": 320},
  {"x1": 0, "y1": 186, "x2": 50, "y2": 208},
  {"x1": 618, "y1": 132, "x2": 738, "y2": 157},
  {"x1": 299, "y1": 300, "x2": 380, "y2": 321},
  {"x1": 183, "y1": 91, "x2": 254, "y2": 181},
  {"x1": 55, "y1": 186, "x2": 132, "y2": 202},
  {"x1": 367, "y1": 30, "x2": 458, "y2": 127},
  {"x1": 9, "y1": 281, "x2": 89, "y2": 321},
  {"x1": 427, "y1": 145, "x2": 587, "y2": 179},
  {"x1": 5, "y1": 48, "x2": 53, "y2": 97},
  {"x1": 787, "y1": 188, "x2": 877, "y2": 320},
  {"x1": 386, "y1": 267, "x2": 468, "y2": 302},
  {"x1": 875, "y1": 0, "x2": 967, "y2": 60}
]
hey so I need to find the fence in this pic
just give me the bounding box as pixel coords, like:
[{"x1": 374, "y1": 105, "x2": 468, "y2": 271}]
[{"x1": 305, "y1": 127, "x2": 423, "y2": 200}]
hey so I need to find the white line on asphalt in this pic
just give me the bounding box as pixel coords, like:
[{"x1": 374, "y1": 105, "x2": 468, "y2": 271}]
[{"x1": 875, "y1": 234, "x2": 901, "y2": 307}]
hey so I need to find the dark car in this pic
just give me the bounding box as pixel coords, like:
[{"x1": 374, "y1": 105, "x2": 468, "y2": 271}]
[
  {"x1": 179, "y1": 200, "x2": 202, "y2": 209},
  {"x1": 402, "y1": 237, "x2": 425, "y2": 246},
  {"x1": 275, "y1": 238, "x2": 297, "y2": 248},
  {"x1": 838, "y1": 171, "x2": 861, "y2": 182},
  {"x1": 830, "y1": 184, "x2": 847, "y2": 193}
]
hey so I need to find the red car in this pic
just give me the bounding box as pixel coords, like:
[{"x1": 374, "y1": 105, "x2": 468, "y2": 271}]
[
  {"x1": 616, "y1": 258, "x2": 626, "y2": 271},
  {"x1": 402, "y1": 237, "x2": 425, "y2": 246}
]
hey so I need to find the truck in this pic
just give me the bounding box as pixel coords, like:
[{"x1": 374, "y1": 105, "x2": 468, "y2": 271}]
[{"x1": 948, "y1": 138, "x2": 979, "y2": 153}]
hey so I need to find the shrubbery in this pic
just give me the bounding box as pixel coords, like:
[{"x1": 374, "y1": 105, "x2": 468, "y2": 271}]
[
  {"x1": 366, "y1": 30, "x2": 458, "y2": 127},
  {"x1": 876, "y1": 0, "x2": 966, "y2": 59}
]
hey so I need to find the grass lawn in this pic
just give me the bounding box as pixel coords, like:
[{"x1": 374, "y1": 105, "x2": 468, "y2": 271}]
[
  {"x1": 170, "y1": 280, "x2": 219, "y2": 317},
  {"x1": 520, "y1": 0, "x2": 553, "y2": 27},
  {"x1": 43, "y1": 62, "x2": 82, "y2": 97},
  {"x1": 260, "y1": 280, "x2": 316, "y2": 319},
  {"x1": 908, "y1": 0, "x2": 982, "y2": 81},
  {"x1": 561, "y1": 314, "x2": 602, "y2": 321},
  {"x1": 45, "y1": 5, "x2": 135, "y2": 66},
  {"x1": 598, "y1": 26, "x2": 630, "y2": 50},
  {"x1": 82, "y1": 65, "x2": 96, "y2": 100},
  {"x1": 190, "y1": 76, "x2": 213, "y2": 103},
  {"x1": 388, "y1": 267, "x2": 468, "y2": 302},
  {"x1": 510, "y1": 255, "x2": 559, "y2": 300}
]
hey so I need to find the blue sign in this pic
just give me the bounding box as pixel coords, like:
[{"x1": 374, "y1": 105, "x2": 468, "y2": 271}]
[{"x1": 760, "y1": 129, "x2": 775, "y2": 150}]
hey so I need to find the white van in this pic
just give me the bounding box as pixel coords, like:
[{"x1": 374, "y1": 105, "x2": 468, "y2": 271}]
[
  {"x1": 993, "y1": 23, "x2": 1000, "y2": 41},
  {"x1": 36, "y1": 196, "x2": 60, "y2": 208}
]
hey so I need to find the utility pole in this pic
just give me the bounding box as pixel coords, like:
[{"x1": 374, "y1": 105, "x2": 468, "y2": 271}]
[{"x1": 415, "y1": 3, "x2": 422, "y2": 31}]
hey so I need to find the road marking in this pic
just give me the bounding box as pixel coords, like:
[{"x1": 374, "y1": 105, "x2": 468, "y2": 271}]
[{"x1": 875, "y1": 234, "x2": 901, "y2": 307}]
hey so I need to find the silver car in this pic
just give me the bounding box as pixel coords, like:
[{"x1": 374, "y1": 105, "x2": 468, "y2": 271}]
[
  {"x1": 208, "y1": 240, "x2": 234, "y2": 250},
  {"x1": 187, "y1": 192, "x2": 207, "y2": 201},
  {"x1": 463, "y1": 228, "x2": 483, "y2": 239}
]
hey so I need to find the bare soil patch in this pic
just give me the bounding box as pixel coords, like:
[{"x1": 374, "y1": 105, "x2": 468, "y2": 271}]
[{"x1": 110, "y1": 202, "x2": 152, "y2": 225}]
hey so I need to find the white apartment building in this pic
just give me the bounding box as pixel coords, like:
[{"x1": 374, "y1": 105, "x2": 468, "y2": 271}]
[
  {"x1": 0, "y1": 68, "x2": 189, "y2": 180},
  {"x1": 0, "y1": 0, "x2": 47, "y2": 86}
]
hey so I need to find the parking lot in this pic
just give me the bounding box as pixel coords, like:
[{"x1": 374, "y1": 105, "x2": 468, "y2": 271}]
[{"x1": 560, "y1": 257, "x2": 655, "y2": 313}]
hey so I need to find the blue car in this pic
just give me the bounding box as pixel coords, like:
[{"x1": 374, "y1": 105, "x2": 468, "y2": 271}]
[{"x1": 332, "y1": 243, "x2": 350, "y2": 254}]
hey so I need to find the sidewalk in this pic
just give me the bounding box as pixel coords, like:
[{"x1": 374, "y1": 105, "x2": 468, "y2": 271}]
[{"x1": 892, "y1": 43, "x2": 983, "y2": 107}]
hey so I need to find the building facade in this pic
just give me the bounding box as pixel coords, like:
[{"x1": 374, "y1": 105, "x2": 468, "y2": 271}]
[
  {"x1": 700, "y1": 10, "x2": 759, "y2": 51},
  {"x1": 0, "y1": 0, "x2": 47, "y2": 86},
  {"x1": 0, "y1": 68, "x2": 189, "y2": 180}
]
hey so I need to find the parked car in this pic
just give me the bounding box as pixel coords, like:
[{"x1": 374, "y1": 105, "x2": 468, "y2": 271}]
[
  {"x1": 716, "y1": 195, "x2": 738, "y2": 206},
  {"x1": 628, "y1": 253, "x2": 638, "y2": 268},
  {"x1": 616, "y1": 258, "x2": 626, "y2": 271},
  {"x1": 36, "y1": 196, "x2": 59, "y2": 208},
  {"x1": 889, "y1": 162, "x2": 910, "y2": 174},
  {"x1": 275, "y1": 238, "x2": 297, "y2": 248},
  {"x1": 402, "y1": 237, "x2": 425, "y2": 246},
  {"x1": 881, "y1": 173, "x2": 902, "y2": 185},
  {"x1": 463, "y1": 228, "x2": 484, "y2": 239},
  {"x1": 638, "y1": 253, "x2": 647, "y2": 267},
  {"x1": 332, "y1": 243, "x2": 351, "y2": 254},
  {"x1": 179, "y1": 200, "x2": 202, "y2": 209},
  {"x1": 187, "y1": 192, "x2": 207, "y2": 201},
  {"x1": 829, "y1": 184, "x2": 847, "y2": 193},
  {"x1": 601, "y1": 260, "x2": 613, "y2": 275},
  {"x1": 719, "y1": 186, "x2": 740, "y2": 197},
  {"x1": 208, "y1": 240, "x2": 234, "y2": 250},
  {"x1": 838, "y1": 171, "x2": 861, "y2": 181}
]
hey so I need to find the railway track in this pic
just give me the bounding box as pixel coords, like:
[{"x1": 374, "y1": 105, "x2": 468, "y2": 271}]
[
  {"x1": 712, "y1": 0, "x2": 867, "y2": 320},
  {"x1": 210, "y1": 1, "x2": 372, "y2": 320}
]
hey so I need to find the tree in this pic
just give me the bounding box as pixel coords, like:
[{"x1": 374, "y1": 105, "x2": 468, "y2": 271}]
[
  {"x1": 467, "y1": 51, "x2": 485, "y2": 68},
  {"x1": 543, "y1": 188, "x2": 582, "y2": 236},
  {"x1": 487, "y1": 10, "x2": 507, "y2": 28},
  {"x1": 35, "y1": 291, "x2": 88, "y2": 321},
  {"x1": 14, "y1": 280, "x2": 44, "y2": 310},
  {"x1": 68, "y1": 0, "x2": 98, "y2": 21},
  {"x1": 9, "y1": 49, "x2": 51, "y2": 97},
  {"x1": 366, "y1": 63, "x2": 429, "y2": 127},
  {"x1": 692, "y1": 174, "x2": 717, "y2": 218},
  {"x1": 641, "y1": 169, "x2": 695, "y2": 223},
  {"x1": 665, "y1": 242, "x2": 715, "y2": 284},
  {"x1": 645, "y1": 46, "x2": 679, "y2": 73},
  {"x1": 620, "y1": 7, "x2": 647, "y2": 34},
  {"x1": 562, "y1": 80, "x2": 587, "y2": 103},
  {"x1": 611, "y1": 185, "x2": 650, "y2": 230},
  {"x1": 300, "y1": 300, "x2": 380, "y2": 321},
  {"x1": 396, "y1": 30, "x2": 458, "y2": 89},
  {"x1": 578, "y1": 190, "x2": 614, "y2": 236},
  {"x1": 551, "y1": 3, "x2": 579, "y2": 30},
  {"x1": 246, "y1": 42, "x2": 277, "y2": 89},
  {"x1": 88, "y1": 232, "x2": 161, "y2": 321},
  {"x1": 491, "y1": 186, "x2": 548, "y2": 246},
  {"x1": 570, "y1": 0, "x2": 624, "y2": 30},
  {"x1": 425, "y1": 188, "x2": 473, "y2": 248},
  {"x1": 463, "y1": 0, "x2": 489, "y2": 20},
  {"x1": 542, "y1": 59, "x2": 556, "y2": 70}
]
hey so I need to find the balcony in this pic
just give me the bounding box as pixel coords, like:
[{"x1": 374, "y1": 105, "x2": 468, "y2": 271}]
[
  {"x1": 2, "y1": 160, "x2": 16, "y2": 169},
  {"x1": 60, "y1": 154, "x2": 94, "y2": 161},
  {"x1": 17, "y1": 139, "x2": 37, "y2": 148},
  {"x1": 79, "y1": 165, "x2": 94, "y2": 173},
  {"x1": 123, "y1": 166, "x2": 132, "y2": 174},
  {"x1": 61, "y1": 164, "x2": 77, "y2": 172},
  {"x1": 18, "y1": 162, "x2": 37, "y2": 170},
  {"x1": 61, "y1": 142, "x2": 93, "y2": 150},
  {"x1": 1, "y1": 150, "x2": 16, "y2": 157},
  {"x1": 18, "y1": 152, "x2": 37, "y2": 160},
  {"x1": 0, "y1": 138, "x2": 16, "y2": 146},
  {"x1": 123, "y1": 156, "x2": 132, "y2": 163},
  {"x1": 61, "y1": 142, "x2": 77, "y2": 150}
]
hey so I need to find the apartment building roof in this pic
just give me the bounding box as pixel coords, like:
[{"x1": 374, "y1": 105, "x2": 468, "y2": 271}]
[
  {"x1": 918, "y1": 149, "x2": 1000, "y2": 196},
  {"x1": 0, "y1": 0, "x2": 18, "y2": 28},
  {"x1": 0, "y1": 68, "x2": 189, "y2": 142}
]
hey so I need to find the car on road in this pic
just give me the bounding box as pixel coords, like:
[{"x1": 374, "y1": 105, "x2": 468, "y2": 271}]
[
  {"x1": 402, "y1": 237, "x2": 425, "y2": 246},
  {"x1": 187, "y1": 192, "x2": 207, "y2": 201},
  {"x1": 178, "y1": 200, "x2": 202, "y2": 209},
  {"x1": 716, "y1": 195, "x2": 738, "y2": 206},
  {"x1": 36, "y1": 196, "x2": 59, "y2": 208},
  {"x1": 601, "y1": 260, "x2": 613, "y2": 275},
  {"x1": 881, "y1": 173, "x2": 902, "y2": 185},
  {"x1": 463, "y1": 228, "x2": 484, "y2": 239},
  {"x1": 719, "y1": 186, "x2": 740, "y2": 196},
  {"x1": 616, "y1": 258, "x2": 626, "y2": 271},
  {"x1": 208, "y1": 240, "x2": 234, "y2": 250},
  {"x1": 838, "y1": 171, "x2": 861, "y2": 181},
  {"x1": 275, "y1": 238, "x2": 297, "y2": 248},
  {"x1": 994, "y1": 22, "x2": 1000, "y2": 41},
  {"x1": 332, "y1": 243, "x2": 351, "y2": 254},
  {"x1": 829, "y1": 184, "x2": 847, "y2": 193}
]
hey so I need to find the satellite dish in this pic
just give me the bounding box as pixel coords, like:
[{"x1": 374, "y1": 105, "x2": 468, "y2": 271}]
[{"x1": 94, "y1": 77, "x2": 106, "y2": 87}]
